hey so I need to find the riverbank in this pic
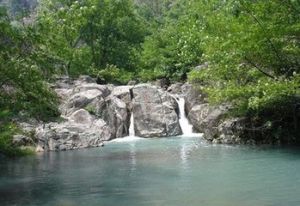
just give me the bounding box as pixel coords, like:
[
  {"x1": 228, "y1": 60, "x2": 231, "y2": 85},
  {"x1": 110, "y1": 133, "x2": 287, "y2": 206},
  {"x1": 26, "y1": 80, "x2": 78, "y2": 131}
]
[{"x1": 1, "y1": 75, "x2": 296, "y2": 157}]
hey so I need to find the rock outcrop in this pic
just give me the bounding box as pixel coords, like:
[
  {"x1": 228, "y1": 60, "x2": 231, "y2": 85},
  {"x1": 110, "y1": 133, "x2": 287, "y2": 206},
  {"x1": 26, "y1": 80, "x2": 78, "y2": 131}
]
[
  {"x1": 36, "y1": 109, "x2": 111, "y2": 151},
  {"x1": 102, "y1": 96, "x2": 130, "y2": 139},
  {"x1": 179, "y1": 83, "x2": 250, "y2": 144},
  {"x1": 35, "y1": 77, "x2": 114, "y2": 151},
  {"x1": 131, "y1": 84, "x2": 182, "y2": 137}
]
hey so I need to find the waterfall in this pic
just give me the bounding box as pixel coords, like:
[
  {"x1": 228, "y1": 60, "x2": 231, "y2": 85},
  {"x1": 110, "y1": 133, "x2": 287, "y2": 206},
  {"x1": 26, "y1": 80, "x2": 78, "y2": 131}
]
[
  {"x1": 177, "y1": 97, "x2": 194, "y2": 135},
  {"x1": 129, "y1": 112, "x2": 135, "y2": 136}
]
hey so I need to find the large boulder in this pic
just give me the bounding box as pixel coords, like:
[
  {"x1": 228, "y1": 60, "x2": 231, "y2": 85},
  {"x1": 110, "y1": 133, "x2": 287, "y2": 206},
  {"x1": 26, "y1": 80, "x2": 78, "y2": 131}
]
[
  {"x1": 35, "y1": 109, "x2": 111, "y2": 151},
  {"x1": 61, "y1": 83, "x2": 111, "y2": 116},
  {"x1": 111, "y1": 86, "x2": 133, "y2": 107},
  {"x1": 181, "y1": 83, "x2": 206, "y2": 115},
  {"x1": 131, "y1": 84, "x2": 182, "y2": 137},
  {"x1": 102, "y1": 96, "x2": 130, "y2": 139},
  {"x1": 188, "y1": 103, "x2": 231, "y2": 140},
  {"x1": 212, "y1": 118, "x2": 247, "y2": 144}
]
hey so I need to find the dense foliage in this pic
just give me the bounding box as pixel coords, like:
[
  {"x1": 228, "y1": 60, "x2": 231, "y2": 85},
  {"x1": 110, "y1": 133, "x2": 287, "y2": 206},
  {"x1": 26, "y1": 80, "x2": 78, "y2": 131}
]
[
  {"x1": 36, "y1": 0, "x2": 146, "y2": 83},
  {"x1": 143, "y1": 0, "x2": 300, "y2": 141},
  {"x1": 0, "y1": 6, "x2": 58, "y2": 156}
]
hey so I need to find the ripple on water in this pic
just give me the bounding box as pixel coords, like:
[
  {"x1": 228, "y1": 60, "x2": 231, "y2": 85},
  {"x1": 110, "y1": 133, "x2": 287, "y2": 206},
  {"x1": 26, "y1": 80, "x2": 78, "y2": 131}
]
[{"x1": 1, "y1": 137, "x2": 300, "y2": 206}]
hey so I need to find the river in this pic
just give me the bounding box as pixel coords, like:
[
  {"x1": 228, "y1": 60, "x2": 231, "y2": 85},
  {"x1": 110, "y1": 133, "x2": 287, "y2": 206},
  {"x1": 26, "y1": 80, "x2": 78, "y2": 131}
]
[{"x1": 1, "y1": 136, "x2": 300, "y2": 206}]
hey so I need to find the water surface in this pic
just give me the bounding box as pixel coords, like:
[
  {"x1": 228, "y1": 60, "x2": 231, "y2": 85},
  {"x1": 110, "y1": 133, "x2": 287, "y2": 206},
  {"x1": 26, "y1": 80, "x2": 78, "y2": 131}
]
[{"x1": 1, "y1": 136, "x2": 300, "y2": 206}]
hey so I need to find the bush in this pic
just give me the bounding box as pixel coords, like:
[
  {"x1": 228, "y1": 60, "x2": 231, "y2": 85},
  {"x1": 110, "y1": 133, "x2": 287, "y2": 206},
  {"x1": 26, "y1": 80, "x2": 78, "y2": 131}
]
[{"x1": 0, "y1": 122, "x2": 35, "y2": 157}]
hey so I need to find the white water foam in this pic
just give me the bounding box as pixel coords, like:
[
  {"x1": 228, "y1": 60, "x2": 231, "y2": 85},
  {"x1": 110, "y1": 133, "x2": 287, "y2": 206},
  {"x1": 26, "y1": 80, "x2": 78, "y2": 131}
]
[
  {"x1": 177, "y1": 97, "x2": 194, "y2": 135},
  {"x1": 129, "y1": 112, "x2": 135, "y2": 136},
  {"x1": 111, "y1": 136, "x2": 142, "y2": 143}
]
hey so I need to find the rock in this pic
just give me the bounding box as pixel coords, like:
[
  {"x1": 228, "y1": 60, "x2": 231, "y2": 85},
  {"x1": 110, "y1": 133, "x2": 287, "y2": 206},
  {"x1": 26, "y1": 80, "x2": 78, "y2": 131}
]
[
  {"x1": 194, "y1": 62, "x2": 209, "y2": 71},
  {"x1": 61, "y1": 83, "x2": 111, "y2": 116},
  {"x1": 188, "y1": 103, "x2": 230, "y2": 141},
  {"x1": 12, "y1": 135, "x2": 34, "y2": 147},
  {"x1": 154, "y1": 78, "x2": 170, "y2": 90},
  {"x1": 216, "y1": 118, "x2": 246, "y2": 144},
  {"x1": 103, "y1": 96, "x2": 129, "y2": 139},
  {"x1": 36, "y1": 145, "x2": 44, "y2": 152},
  {"x1": 167, "y1": 83, "x2": 183, "y2": 94},
  {"x1": 181, "y1": 83, "x2": 206, "y2": 115},
  {"x1": 75, "y1": 75, "x2": 96, "y2": 84},
  {"x1": 127, "y1": 80, "x2": 137, "y2": 85},
  {"x1": 35, "y1": 110, "x2": 112, "y2": 151},
  {"x1": 111, "y1": 86, "x2": 133, "y2": 107},
  {"x1": 71, "y1": 84, "x2": 110, "y2": 96},
  {"x1": 17, "y1": 120, "x2": 38, "y2": 134},
  {"x1": 54, "y1": 76, "x2": 73, "y2": 89},
  {"x1": 132, "y1": 84, "x2": 182, "y2": 137},
  {"x1": 63, "y1": 89, "x2": 103, "y2": 115},
  {"x1": 68, "y1": 109, "x2": 94, "y2": 125}
]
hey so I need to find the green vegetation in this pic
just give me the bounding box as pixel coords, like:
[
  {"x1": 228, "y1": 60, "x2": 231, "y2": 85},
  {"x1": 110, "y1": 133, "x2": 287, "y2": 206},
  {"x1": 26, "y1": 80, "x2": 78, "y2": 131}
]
[
  {"x1": 0, "y1": 0, "x2": 299, "y2": 156},
  {"x1": 36, "y1": 0, "x2": 146, "y2": 77},
  {"x1": 0, "y1": 5, "x2": 58, "y2": 156},
  {"x1": 0, "y1": 121, "x2": 35, "y2": 157}
]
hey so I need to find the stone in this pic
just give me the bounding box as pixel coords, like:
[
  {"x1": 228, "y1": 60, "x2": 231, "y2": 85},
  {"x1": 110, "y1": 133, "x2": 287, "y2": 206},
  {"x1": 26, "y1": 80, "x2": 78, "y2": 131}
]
[
  {"x1": 103, "y1": 96, "x2": 130, "y2": 139},
  {"x1": 167, "y1": 83, "x2": 183, "y2": 94},
  {"x1": 154, "y1": 78, "x2": 170, "y2": 90},
  {"x1": 111, "y1": 86, "x2": 133, "y2": 106},
  {"x1": 188, "y1": 103, "x2": 230, "y2": 141},
  {"x1": 36, "y1": 145, "x2": 44, "y2": 152},
  {"x1": 63, "y1": 88, "x2": 106, "y2": 115},
  {"x1": 132, "y1": 84, "x2": 182, "y2": 137},
  {"x1": 75, "y1": 75, "x2": 96, "y2": 84},
  {"x1": 127, "y1": 80, "x2": 137, "y2": 85},
  {"x1": 35, "y1": 111, "x2": 112, "y2": 151},
  {"x1": 181, "y1": 83, "x2": 206, "y2": 115},
  {"x1": 12, "y1": 135, "x2": 34, "y2": 147},
  {"x1": 68, "y1": 109, "x2": 94, "y2": 125},
  {"x1": 216, "y1": 118, "x2": 247, "y2": 144}
]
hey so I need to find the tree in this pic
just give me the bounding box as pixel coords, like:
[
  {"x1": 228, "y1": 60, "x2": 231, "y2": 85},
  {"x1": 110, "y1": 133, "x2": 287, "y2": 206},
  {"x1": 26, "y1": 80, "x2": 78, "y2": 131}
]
[{"x1": 36, "y1": 0, "x2": 146, "y2": 82}]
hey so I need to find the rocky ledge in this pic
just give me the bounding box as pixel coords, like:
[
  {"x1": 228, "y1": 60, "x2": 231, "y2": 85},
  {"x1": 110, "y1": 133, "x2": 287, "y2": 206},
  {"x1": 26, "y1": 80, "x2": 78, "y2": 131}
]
[
  {"x1": 15, "y1": 76, "x2": 283, "y2": 153},
  {"x1": 18, "y1": 76, "x2": 182, "y2": 152}
]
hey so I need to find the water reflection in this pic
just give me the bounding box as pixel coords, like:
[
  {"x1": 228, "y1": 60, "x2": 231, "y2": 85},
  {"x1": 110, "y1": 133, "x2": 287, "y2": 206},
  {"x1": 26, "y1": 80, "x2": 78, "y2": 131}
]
[
  {"x1": 129, "y1": 141, "x2": 136, "y2": 172},
  {"x1": 1, "y1": 137, "x2": 300, "y2": 206}
]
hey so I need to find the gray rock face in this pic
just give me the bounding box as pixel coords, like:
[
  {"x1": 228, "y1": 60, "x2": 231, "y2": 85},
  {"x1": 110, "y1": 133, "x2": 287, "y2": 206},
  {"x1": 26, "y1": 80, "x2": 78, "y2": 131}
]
[
  {"x1": 183, "y1": 83, "x2": 248, "y2": 144},
  {"x1": 35, "y1": 78, "x2": 116, "y2": 151},
  {"x1": 61, "y1": 83, "x2": 111, "y2": 116},
  {"x1": 36, "y1": 109, "x2": 111, "y2": 151},
  {"x1": 213, "y1": 118, "x2": 246, "y2": 144},
  {"x1": 181, "y1": 83, "x2": 206, "y2": 115},
  {"x1": 103, "y1": 96, "x2": 130, "y2": 139},
  {"x1": 132, "y1": 84, "x2": 182, "y2": 137},
  {"x1": 167, "y1": 83, "x2": 183, "y2": 95},
  {"x1": 188, "y1": 104, "x2": 230, "y2": 140},
  {"x1": 12, "y1": 135, "x2": 34, "y2": 147},
  {"x1": 111, "y1": 86, "x2": 133, "y2": 107}
]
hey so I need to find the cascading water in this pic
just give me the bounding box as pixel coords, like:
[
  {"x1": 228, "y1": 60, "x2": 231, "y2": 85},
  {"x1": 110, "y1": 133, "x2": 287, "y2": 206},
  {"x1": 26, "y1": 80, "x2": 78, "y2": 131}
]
[
  {"x1": 177, "y1": 97, "x2": 194, "y2": 136},
  {"x1": 112, "y1": 112, "x2": 140, "y2": 142},
  {"x1": 129, "y1": 112, "x2": 135, "y2": 137}
]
